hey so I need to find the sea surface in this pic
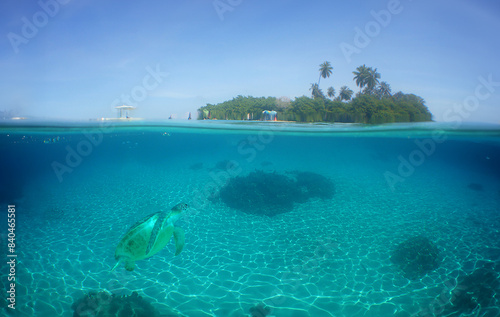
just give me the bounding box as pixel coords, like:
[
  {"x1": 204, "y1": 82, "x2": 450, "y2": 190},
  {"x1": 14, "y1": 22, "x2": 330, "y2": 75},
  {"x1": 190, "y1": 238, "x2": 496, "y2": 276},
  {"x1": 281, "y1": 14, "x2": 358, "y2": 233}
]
[{"x1": 1, "y1": 120, "x2": 500, "y2": 317}]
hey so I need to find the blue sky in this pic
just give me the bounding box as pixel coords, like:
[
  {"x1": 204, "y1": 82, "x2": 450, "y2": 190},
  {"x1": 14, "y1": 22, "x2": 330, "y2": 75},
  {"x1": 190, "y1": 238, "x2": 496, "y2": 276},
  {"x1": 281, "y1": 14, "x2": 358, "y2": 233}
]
[{"x1": 1, "y1": 0, "x2": 499, "y2": 122}]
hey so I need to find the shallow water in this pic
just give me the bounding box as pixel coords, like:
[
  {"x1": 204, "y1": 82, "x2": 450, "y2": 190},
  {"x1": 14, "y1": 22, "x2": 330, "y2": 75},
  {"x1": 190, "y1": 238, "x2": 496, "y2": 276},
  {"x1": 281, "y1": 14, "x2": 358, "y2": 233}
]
[{"x1": 1, "y1": 120, "x2": 500, "y2": 317}]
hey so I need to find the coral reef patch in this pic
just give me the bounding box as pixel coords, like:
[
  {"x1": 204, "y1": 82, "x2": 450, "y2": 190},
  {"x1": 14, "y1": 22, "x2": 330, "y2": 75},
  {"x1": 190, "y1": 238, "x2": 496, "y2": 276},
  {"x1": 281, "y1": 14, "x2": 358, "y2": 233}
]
[
  {"x1": 217, "y1": 170, "x2": 334, "y2": 216},
  {"x1": 450, "y1": 267, "x2": 500, "y2": 314},
  {"x1": 440, "y1": 261, "x2": 500, "y2": 316},
  {"x1": 215, "y1": 159, "x2": 238, "y2": 171},
  {"x1": 249, "y1": 303, "x2": 272, "y2": 317},
  {"x1": 390, "y1": 236, "x2": 440, "y2": 280},
  {"x1": 294, "y1": 171, "x2": 335, "y2": 200},
  {"x1": 189, "y1": 162, "x2": 204, "y2": 170},
  {"x1": 467, "y1": 183, "x2": 484, "y2": 191},
  {"x1": 72, "y1": 291, "x2": 161, "y2": 317}
]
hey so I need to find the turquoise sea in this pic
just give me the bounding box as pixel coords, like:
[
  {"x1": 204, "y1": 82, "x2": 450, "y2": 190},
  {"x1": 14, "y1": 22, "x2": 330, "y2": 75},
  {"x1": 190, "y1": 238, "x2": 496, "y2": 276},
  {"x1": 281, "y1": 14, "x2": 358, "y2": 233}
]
[{"x1": 1, "y1": 120, "x2": 500, "y2": 317}]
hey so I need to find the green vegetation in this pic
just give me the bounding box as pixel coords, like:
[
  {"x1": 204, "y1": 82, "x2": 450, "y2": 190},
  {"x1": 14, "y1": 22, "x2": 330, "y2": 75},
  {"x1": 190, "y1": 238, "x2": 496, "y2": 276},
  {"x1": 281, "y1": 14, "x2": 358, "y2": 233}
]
[
  {"x1": 318, "y1": 61, "x2": 333, "y2": 86},
  {"x1": 197, "y1": 63, "x2": 433, "y2": 123}
]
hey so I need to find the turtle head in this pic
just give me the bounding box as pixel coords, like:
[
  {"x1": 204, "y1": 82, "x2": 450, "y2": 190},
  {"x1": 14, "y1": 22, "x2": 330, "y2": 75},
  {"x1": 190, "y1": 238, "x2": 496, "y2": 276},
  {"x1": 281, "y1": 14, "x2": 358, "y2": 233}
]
[{"x1": 170, "y1": 203, "x2": 189, "y2": 215}]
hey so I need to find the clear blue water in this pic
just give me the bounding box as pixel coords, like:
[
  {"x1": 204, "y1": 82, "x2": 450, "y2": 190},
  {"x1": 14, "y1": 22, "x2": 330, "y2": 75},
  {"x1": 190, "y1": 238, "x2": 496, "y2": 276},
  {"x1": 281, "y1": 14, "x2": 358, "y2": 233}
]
[{"x1": 1, "y1": 120, "x2": 500, "y2": 317}]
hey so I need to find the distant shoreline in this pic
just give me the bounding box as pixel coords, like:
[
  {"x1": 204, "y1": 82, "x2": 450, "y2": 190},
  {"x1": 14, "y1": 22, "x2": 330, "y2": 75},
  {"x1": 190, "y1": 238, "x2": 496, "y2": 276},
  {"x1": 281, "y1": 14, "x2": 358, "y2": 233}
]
[{"x1": 197, "y1": 94, "x2": 433, "y2": 124}]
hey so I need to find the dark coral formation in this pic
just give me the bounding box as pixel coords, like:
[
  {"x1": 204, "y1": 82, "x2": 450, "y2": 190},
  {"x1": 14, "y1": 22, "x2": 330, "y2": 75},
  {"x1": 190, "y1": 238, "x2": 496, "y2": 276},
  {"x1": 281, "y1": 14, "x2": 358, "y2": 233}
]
[
  {"x1": 390, "y1": 236, "x2": 440, "y2": 280},
  {"x1": 43, "y1": 206, "x2": 65, "y2": 221},
  {"x1": 441, "y1": 261, "x2": 500, "y2": 316},
  {"x1": 72, "y1": 291, "x2": 161, "y2": 317},
  {"x1": 249, "y1": 303, "x2": 272, "y2": 317},
  {"x1": 215, "y1": 159, "x2": 238, "y2": 171},
  {"x1": 219, "y1": 171, "x2": 297, "y2": 216},
  {"x1": 467, "y1": 183, "x2": 484, "y2": 191},
  {"x1": 451, "y1": 264, "x2": 500, "y2": 314},
  {"x1": 218, "y1": 170, "x2": 334, "y2": 216},
  {"x1": 189, "y1": 162, "x2": 204, "y2": 170},
  {"x1": 294, "y1": 171, "x2": 335, "y2": 200}
]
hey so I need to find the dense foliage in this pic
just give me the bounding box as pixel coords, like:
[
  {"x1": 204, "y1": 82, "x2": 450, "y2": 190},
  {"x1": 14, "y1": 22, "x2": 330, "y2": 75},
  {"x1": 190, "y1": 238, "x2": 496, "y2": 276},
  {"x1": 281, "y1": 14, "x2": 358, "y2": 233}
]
[
  {"x1": 197, "y1": 93, "x2": 432, "y2": 123},
  {"x1": 199, "y1": 96, "x2": 277, "y2": 121},
  {"x1": 198, "y1": 63, "x2": 433, "y2": 123}
]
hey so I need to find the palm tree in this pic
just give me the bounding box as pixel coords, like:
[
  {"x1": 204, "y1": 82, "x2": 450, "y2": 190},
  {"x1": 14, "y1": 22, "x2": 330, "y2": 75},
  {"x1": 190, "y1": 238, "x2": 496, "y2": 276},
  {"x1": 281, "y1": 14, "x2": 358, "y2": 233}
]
[
  {"x1": 310, "y1": 83, "x2": 324, "y2": 99},
  {"x1": 377, "y1": 81, "x2": 392, "y2": 97},
  {"x1": 365, "y1": 67, "x2": 381, "y2": 91},
  {"x1": 327, "y1": 87, "x2": 335, "y2": 99},
  {"x1": 353, "y1": 64, "x2": 369, "y2": 92},
  {"x1": 318, "y1": 61, "x2": 333, "y2": 86},
  {"x1": 392, "y1": 91, "x2": 405, "y2": 101},
  {"x1": 338, "y1": 86, "x2": 354, "y2": 101},
  {"x1": 353, "y1": 65, "x2": 381, "y2": 94}
]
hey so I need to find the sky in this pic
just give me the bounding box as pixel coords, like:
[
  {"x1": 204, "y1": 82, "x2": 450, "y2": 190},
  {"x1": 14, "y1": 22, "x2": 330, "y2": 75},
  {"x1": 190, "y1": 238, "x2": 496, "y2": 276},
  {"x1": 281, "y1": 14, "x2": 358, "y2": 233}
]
[{"x1": 1, "y1": 0, "x2": 499, "y2": 123}]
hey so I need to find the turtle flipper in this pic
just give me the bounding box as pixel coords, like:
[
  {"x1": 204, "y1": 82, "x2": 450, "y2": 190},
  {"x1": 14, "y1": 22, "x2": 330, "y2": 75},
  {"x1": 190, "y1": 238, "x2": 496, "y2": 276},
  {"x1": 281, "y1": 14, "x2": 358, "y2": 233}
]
[
  {"x1": 173, "y1": 227, "x2": 185, "y2": 256},
  {"x1": 111, "y1": 259, "x2": 122, "y2": 272},
  {"x1": 146, "y1": 212, "x2": 167, "y2": 256},
  {"x1": 112, "y1": 258, "x2": 134, "y2": 271},
  {"x1": 124, "y1": 260, "x2": 135, "y2": 271}
]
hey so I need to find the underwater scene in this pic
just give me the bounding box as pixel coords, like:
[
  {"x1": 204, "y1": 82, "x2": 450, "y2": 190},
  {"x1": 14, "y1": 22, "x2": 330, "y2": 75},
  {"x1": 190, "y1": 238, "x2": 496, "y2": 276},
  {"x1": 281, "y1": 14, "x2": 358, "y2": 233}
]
[{"x1": 1, "y1": 121, "x2": 500, "y2": 317}]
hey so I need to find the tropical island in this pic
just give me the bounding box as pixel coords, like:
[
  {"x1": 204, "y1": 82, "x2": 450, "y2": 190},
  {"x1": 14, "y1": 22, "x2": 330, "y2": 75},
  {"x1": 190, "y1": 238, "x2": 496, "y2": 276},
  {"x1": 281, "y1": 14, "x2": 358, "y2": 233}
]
[{"x1": 197, "y1": 63, "x2": 433, "y2": 124}]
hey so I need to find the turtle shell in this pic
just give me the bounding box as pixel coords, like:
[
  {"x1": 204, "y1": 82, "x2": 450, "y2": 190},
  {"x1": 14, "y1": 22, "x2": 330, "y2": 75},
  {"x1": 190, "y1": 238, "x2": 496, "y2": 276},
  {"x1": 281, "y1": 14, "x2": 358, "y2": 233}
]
[
  {"x1": 114, "y1": 212, "x2": 173, "y2": 262},
  {"x1": 113, "y1": 203, "x2": 189, "y2": 271}
]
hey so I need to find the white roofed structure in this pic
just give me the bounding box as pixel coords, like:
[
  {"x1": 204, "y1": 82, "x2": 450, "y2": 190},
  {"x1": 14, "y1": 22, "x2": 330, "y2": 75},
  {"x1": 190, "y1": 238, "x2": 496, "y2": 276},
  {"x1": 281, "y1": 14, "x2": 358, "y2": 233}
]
[{"x1": 115, "y1": 105, "x2": 136, "y2": 118}]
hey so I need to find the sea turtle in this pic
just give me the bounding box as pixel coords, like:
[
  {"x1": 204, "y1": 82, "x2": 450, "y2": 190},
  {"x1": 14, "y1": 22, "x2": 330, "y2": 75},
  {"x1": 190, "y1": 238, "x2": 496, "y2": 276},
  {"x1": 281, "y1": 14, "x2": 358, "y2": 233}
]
[{"x1": 112, "y1": 203, "x2": 189, "y2": 271}]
